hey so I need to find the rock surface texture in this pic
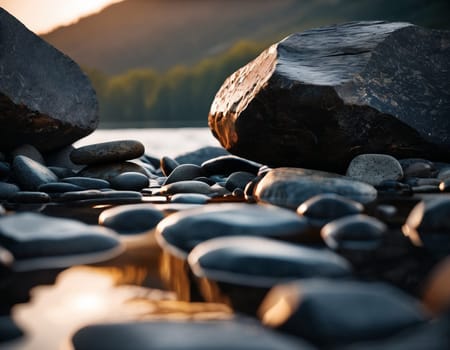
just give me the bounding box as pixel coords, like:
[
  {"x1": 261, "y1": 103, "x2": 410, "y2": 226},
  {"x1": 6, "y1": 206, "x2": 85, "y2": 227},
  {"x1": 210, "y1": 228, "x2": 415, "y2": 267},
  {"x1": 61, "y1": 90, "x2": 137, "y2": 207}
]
[
  {"x1": 208, "y1": 21, "x2": 450, "y2": 172},
  {"x1": 0, "y1": 9, "x2": 98, "y2": 152}
]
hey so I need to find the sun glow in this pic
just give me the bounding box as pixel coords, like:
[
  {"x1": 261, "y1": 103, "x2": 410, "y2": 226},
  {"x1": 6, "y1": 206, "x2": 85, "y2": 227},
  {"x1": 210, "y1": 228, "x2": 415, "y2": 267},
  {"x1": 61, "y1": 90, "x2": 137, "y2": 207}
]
[{"x1": 0, "y1": 0, "x2": 125, "y2": 34}]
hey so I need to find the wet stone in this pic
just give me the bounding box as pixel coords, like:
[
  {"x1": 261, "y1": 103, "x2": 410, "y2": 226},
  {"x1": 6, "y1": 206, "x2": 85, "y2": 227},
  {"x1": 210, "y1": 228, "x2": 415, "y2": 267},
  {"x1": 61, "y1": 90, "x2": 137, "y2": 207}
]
[
  {"x1": 99, "y1": 203, "x2": 164, "y2": 235},
  {"x1": 12, "y1": 155, "x2": 58, "y2": 190},
  {"x1": 70, "y1": 140, "x2": 145, "y2": 165},
  {"x1": 78, "y1": 162, "x2": 147, "y2": 182},
  {"x1": 164, "y1": 164, "x2": 205, "y2": 185},
  {"x1": 38, "y1": 182, "x2": 85, "y2": 193},
  {"x1": 0, "y1": 212, "x2": 122, "y2": 271},
  {"x1": 0, "y1": 182, "x2": 20, "y2": 200},
  {"x1": 402, "y1": 160, "x2": 437, "y2": 178},
  {"x1": 346, "y1": 154, "x2": 403, "y2": 186},
  {"x1": 259, "y1": 279, "x2": 427, "y2": 346},
  {"x1": 403, "y1": 197, "x2": 450, "y2": 258},
  {"x1": 170, "y1": 193, "x2": 210, "y2": 204},
  {"x1": 321, "y1": 214, "x2": 387, "y2": 252},
  {"x1": 72, "y1": 319, "x2": 313, "y2": 350},
  {"x1": 297, "y1": 193, "x2": 364, "y2": 227},
  {"x1": 160, "y1": 156, "x2": 179, "y2": 176},
  {"x1": 189, "y1": 236, "x2": 352, "y2": 288},
  {"x1": 61, "y1": 177, "x2": 110, "y2": 190},
  {"x1": 254, "y1": 168, "x2": 377, "y2": 209},
  {"x1": 160, "y1": 180, "x2": 213, "y2": 196},
  {"x1": 225, "y1": 171, "x2": 256, "y2": 191},
  {"x1": 8, "y1": 191, "x2": 51, "y2": 204},
  {"x1": 201, "y1": 155, "x2": 261, "y2": 176},
  {"x1": 11, "y1": 144, "x2": 45, "y2": 165},
  {"x1": 110, "y1": 172, "x2": 149, "y2": 191},
  {"x1": 156, "y1": 203, "x2": 310, "y2": 257}
]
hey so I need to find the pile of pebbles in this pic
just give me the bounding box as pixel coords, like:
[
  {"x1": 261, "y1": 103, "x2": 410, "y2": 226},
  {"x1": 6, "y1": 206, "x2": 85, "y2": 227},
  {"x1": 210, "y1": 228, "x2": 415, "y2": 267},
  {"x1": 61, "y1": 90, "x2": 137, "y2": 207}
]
[{"x1": 1, "y1": 142, "x2": 450, "y2": 348}]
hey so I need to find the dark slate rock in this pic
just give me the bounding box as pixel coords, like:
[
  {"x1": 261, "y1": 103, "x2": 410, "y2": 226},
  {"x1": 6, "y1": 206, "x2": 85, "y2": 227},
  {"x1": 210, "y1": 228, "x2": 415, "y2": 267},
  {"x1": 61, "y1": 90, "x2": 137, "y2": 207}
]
[
  {"x1": 70, "y1": 140, "x2": 145, "y2": 165},
  {"x1": 78, "y1": 162, "x2": 147, "y2": 182},
  {"x1": 99, "y1": 204, "x2": 164, "y2": 235},
  {"x1": 8, "y1": 191, "x2": 51, "y2": 204},
  {"x1": 72, "y1": 319, "x2": 314, "y2": 350},
  {"x1": 0, "y1": 212, "x2": 123, "y2": 271},
  {"x1": 160, "y1": 156, "x2": 179, "y2": 176},
  {"x1": 259, "y1": 279, "x2": 427, "y2": 346},
  {"x1": 44, "y1": 145, "x2": 83, "y2": 171},
  {"x1": 11, "y1": 144, "x2": 45, "y2": 165},
  {"x1": 189, "y1": 236, "x2": 351, "y2": 288},
  {"x1": 376, "y1": 179, "x2": 411, "y2": 193},
  {"x1": 47, "y1": 166, "x2": 76, "y2": 179},
  {"x1": 160, "y1": 180, "x2": 213, "y2": 196},
  {"x1": 174, "y1": 146, "x2": 230, "y2": 165},
  {"x1": 225, "y1": 171, "x2": 256, "y2": 191},
  {"x1": 61, "y1": 190, "x2": 142, "y2": 206},
  {"x1": 400, "y1": 159, "x2": 438, "y2": 178},
  {"x1": 209, "y1": 21, "x2": 450, "y2": 172},
  {"x1": 193, "y1": 176, "x2": 216, "y2": 186},
  {"x1": 297, "y1": 193, "x2": 364, "y2": 226},
  {"x1": 201, "y1": 155, "x2": 261, "y2": 176},
  {"x1": 38, "y1": 182, "x2": 85, "y2": 193},
  {"x1": 254, "y1": 168, "x2": 377, "y2": 209},
  {"x1": 0, "y1": 9, "x2": 98, "y2": 152},
  {"x1": 164, "y1": 164, "x2": 205, "y2": 185},
  {"x1": 0, "y1": 182, "x2": 20, "y2": 200},
  {"x1": 412, "y1": 185, "x2": 440, "y2": 193},
  {"x1": 58, "y1": 190, "x2": 104, "y2": 202},
  {"x1": 346, "y1": 154, "x2": 403, "y2": 186},
  {"x1": 110, "y1": 172, "x2": 149, "y2": 191},
  {"x1": 404, "y1": 177, "x2": 441, "y2": 187},
  {"x1": 12, "y1": 155, "x2": 58, "y2": 190},
  {"x1": 403, "y1": 198, "x2": 450, "y2": 257},
  {"x1": 170, "y1": 193, "x2": 210, "y2": 204},
  {"x1": 61, "y1": 177, "x2": 110, "y2": 190},
  {"x1": 321, "y1": 214, "x2": 387, "y2": 251},
  {"x1": 0, "y1": 162, "x2": 10, "y2": 179},
  {"x1": 156, "y1": 203, "x2": 310, "y2": 257}
]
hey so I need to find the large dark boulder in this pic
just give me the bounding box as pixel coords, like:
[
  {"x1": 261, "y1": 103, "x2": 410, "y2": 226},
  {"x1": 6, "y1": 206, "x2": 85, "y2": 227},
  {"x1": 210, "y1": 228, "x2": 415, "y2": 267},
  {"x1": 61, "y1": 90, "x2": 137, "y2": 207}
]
[
  {"x1": 0, "y1": 8, "x2": 98, "y2": 153},
  {"x1": 209, "y1": 21, "x2": 450, "y2": 172}
]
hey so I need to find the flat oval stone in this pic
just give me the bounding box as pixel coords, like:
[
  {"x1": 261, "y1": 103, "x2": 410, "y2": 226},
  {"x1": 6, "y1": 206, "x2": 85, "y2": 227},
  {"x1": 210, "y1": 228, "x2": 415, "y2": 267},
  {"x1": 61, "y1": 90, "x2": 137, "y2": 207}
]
[
  {"x1": 403, "y1": 198, "x2": 450, "y2": 257},
  {"x1": 403, "y1": 161, "x2": 437, "y2": 178},
  {"x1": 189, "y1": 236, "x2": 351, "y2": 287},
  {"x1": 70, "y1": 140, "x2": 145, "y2": 165},
  {"x1": 72, "y1": 319, "x2": 313, "y2": 350},
  {"x1": 225, "y1": 171, "x2": 256, "y2": 191},
  {"x1": 11, "y1": 144, "x2": 45, "y2": 165},
  {"x1": 38, "y1": 182, "x2": 85, "y2": 193},
  {"x1": 61, "y1": 177, "x2": 111, "y2": 190},
  {"x1": 255, "y1": 168, "x2": 377, "y2": 209},
  {"x1": 58, "y1": 190, "x2": 104, "y2": 202},
  {"x1": 0, "y1": 181, "x2": 20, "y2": 199},
  {"x1": 346, "y1": 154, "x2": 403, "y2": 186},
  {"x1": 297, "y1": 193, "x2": 364, "y2": 226},
  {"x1": 12, "y1": 155, "x2": 58, "y2": 190},
  {"x1": 321, "y1": 214, "x2": 387, "y2": 251},
  {"x1": 8, "y1": 191, "x2": 51, "y2": 204},
  {"x1": 156, "y1": 203, "x2": 310, "y2": 258},
  {"x1": 259, "y1": 279, "x2": 427, "y2": 346},
  {"x1": 164, "y1": 164, "x2": 205, "y2": 185},
  {"x1": 99, "y1": 203, "x2": 164, "y2": 235},
  {"x1": 202, "y1": 155, "x2": 261, "y2": 176},
  {"x1": 175, "y1": 146, "x2": 230, "y2": 165},
  {"x1": 160, "y1": 156, "x2": 180, "y2": 176},
  {"x1": 170, "y1": 193, "x2": 210, "y2": 204},
  {"x1": 48, "y1": 166, "x2": 76, "y2": 179},
  {"x1": 67, "y1": 191, "x2": 143, "y2": 206},
  {"x1": 160, "y1": 180, "x2": 213, "y2": 196},
  {"x1": 0, "y1": 212, "x2": 123, "y2": 271},
  {"x1": 78, "y1": 162, "x2": 147, "y2": 181},
  {"x1": 110, "y1": 172, "x2": 149, "y2": 191}
]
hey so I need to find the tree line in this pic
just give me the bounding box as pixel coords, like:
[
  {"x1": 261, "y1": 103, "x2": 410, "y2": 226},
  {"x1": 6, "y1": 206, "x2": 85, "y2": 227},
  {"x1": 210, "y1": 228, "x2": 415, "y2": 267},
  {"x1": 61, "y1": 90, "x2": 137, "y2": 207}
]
[{"x1": 84, "y1": 41, "x2": 265, "y2": 128}]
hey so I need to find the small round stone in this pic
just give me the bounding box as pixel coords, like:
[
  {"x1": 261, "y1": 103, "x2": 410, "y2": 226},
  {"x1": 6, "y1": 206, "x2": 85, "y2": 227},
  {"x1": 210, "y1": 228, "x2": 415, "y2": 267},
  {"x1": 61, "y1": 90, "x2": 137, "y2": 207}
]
[
  {"x1": 38, "y1": 182, "x2": 85, "y2": 193},
  {"x1": 170, "y1": 193, "x2": 210, "y2": 204},
  {"x1": 8, "y1": 191, "x2": 51, "y2": 204},
  {"x1": 160, "y1": 156, "x2": 180, "y2": 176},
  {"x1": 78, "y1": 162, "x2": 147, "y2": 182},
  {"x1": 346, "y1": 154, "x2": 403, "y2": 186},
  {"x1": 321, "y1": 214, "x2": 387, "y2": 251},
  {"x1": 193, "y1": 176, "x2": 216, "y2": 186},
  {"x1": 160, "y1": 180, "x2": 213, "y2": 196},
  {"x1": 61, "y1": 177, "x2": 111, "y2": 190},
  {"x1": 70, "y1": 140, "x2": 145, "y2": 165},
  {"x1": 403, "y1": 198, "x2": 450, "y2": 257},
  {"x1": 402, "y1": 160, "x2": 437, "y2": 178},
  {"x1": 0, "y1": 181, "x2": 20, "y2": 200},
  {"x1": 297, "y1": 193, "x2": 364, "y2": 225},
  {"x1": 12, "y1": 155, "x2": 58, "y2": 190},
  {"x1": 225, "y1": 171, "x2": 256, "y2": 191},
  {"x1": 164, "y1": 164, "x2": 205, "y2": 185},
  {"x1": 99, "y1": 204, "x2": 164, "y2": 234},
  {"x1": 110, "y1": 172, "x2": 149, "y2": 191}
]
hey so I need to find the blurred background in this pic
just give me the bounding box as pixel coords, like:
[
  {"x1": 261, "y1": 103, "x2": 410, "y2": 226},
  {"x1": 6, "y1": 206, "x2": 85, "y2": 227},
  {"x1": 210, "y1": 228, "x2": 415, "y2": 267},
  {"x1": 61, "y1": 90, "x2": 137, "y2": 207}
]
[{"x1": 2, "y1": 0, "x2": 450, "y2": 128}]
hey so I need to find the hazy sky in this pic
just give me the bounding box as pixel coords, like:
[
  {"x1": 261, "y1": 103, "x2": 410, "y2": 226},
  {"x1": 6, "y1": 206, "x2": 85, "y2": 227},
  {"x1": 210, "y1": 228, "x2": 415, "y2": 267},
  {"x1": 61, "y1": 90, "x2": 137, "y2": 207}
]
[{"x1": 0, "y1": 0, "x2": 124, "y2": 34}]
